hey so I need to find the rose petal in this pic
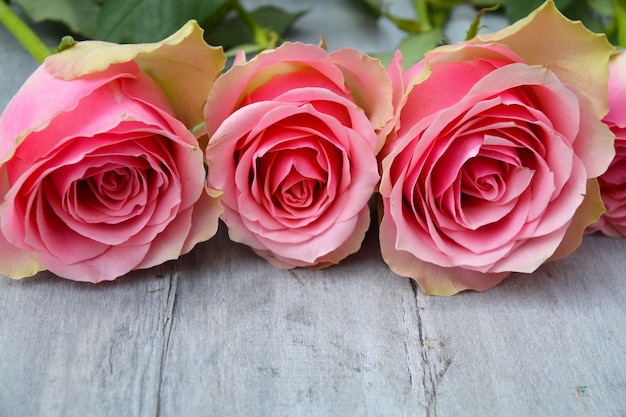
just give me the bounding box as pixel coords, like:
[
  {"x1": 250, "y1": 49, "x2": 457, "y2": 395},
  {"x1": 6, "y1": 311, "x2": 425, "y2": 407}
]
[
  {"x1": 36, "y1": 242, "x2": 151, "y2": 283},
  {"x1": 0, "y1": 62, "x2": 138, "y2": 165},
  {"x1": 329, "y1": 48, "x2": 394, "y2": 150},
  {"x1": 0, "y1": 231, "x2": 45, "y2": 279},
  {"x1": 204, "y1": 42, "x2": 347, "y2": 137},
  {"x1": 45, "y1": 20, "x2": 226, "y2": 129},
  {"x1": 476, "y1": 0, "x2": 614, "y2": 119},
  {"x1": 380, "y1": 209, "x2": 509, "y2": 295}
]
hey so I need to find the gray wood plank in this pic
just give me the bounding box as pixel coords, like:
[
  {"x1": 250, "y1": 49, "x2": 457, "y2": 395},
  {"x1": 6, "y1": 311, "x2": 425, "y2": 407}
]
[
  {"x1": 416, "y1": 234, "x2": 626, "y2": 417},
  {"x1": 157, "y1": 227, "x2": 427, "y2": 416},
  {"x1": 0, "y1": 266, "x2": 177, "y2": 417},
  {"x1": 1, "y1": 2, "x2": 626, "y2": 417}
]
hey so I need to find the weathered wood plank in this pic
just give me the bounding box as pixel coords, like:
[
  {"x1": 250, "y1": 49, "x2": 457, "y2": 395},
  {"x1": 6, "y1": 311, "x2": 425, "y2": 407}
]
[
  {"x1": 0, "y1": 264, "x2": 179, "y2": 417},
  {"x1": 157, "y1": 226, "x2": 427, "y2": 416},
  {"x1": 1, "y1": 2, "x2": 626, "y2": 417},
  {"x1": 416, "y1": 234, "x2": 626, "y2": 417}
]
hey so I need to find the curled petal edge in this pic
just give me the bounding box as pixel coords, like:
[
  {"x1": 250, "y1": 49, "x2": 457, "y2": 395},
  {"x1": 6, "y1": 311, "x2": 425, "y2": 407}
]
[{"x1": 45, "y1": 20, "x2": 226, "y2": 129}]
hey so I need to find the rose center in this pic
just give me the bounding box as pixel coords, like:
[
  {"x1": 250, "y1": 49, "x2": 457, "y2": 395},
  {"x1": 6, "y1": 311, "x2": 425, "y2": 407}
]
[
  {"x1": 96, "y1": 168, "x2": 134, "y2": 195},
  {"x1": 461, "y1": 157, "x2": 506, "y2": 201},
  {"x1": 67, "y1": 163, "x2": 149, "y2": 223},
  {"x1": 256, "y1": 145, "x2": 328, "y2": 211},
  {"x1": 278, "y1": 167, "x2": 321, "y2": 208}
]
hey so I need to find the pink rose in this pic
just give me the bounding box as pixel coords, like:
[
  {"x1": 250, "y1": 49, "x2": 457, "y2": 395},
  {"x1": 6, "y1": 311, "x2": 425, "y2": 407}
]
[
  {"x1": 0, "y1": 21, "x2": 226, "y2": 282},
  {"x1": 205, "y1": 42, "x2": 393, "y2": 268},
  {"x1": 587, "y1": 50, "x2": 626, "y2": 237},
  {"x1": 379, "y1": 2, "x2": 615, "y2": 295}
]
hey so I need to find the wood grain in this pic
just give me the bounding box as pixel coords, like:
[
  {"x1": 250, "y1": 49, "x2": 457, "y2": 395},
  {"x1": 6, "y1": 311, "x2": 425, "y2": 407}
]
[{"x1": 1, "y1": 2, "x2": 625, "y2": 416}]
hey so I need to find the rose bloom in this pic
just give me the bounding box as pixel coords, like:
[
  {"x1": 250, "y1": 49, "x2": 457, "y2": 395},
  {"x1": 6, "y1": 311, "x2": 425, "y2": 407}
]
[
  {"x1": 379, "y1": 2, "x2": 615, "y2": 295},
  {"x1": 587, "y1": 50, "x2": 626, "y2": 237},
  {"x1": 205, "y1": 42, "x2": 393, "y2": 268},
  {"x1": 0, "y1": 21, "x2": 226, "y2": 282}
]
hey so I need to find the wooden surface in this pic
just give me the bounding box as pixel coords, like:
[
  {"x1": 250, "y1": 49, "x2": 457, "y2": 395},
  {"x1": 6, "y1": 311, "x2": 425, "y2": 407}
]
[{"x1": 1, "y1": 2, "x2": 625, "y2": 416}]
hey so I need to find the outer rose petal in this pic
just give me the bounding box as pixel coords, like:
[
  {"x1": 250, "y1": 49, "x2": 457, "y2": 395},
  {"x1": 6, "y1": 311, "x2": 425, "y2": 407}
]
[
  {"x1": 254, "y1": 206, "x2": 372, "y2": 269},
  {"x1": 551, "y1": 179, "x2": 605, "y2": 259},
  {"x1": 37, "y1": 244, "x2": 151, "y2": 283},
  {"x1": 180, "y1": 187, "x2": 223, "y2": 254},
  {"x1": 475, "y1": 3, "x2": 616, "y2": 236},
  {"x1": 204, "y1": 42, "x2": 393, "y2": 153},
  {"x1": 45, "y1": 20, "x2": 226, "y2": 129},
  {"x1": 605, "y1": 51, "x2": 626, "y2": 127},
  {"x1": 379, "y1": 51, "x2": 428, "y2": 161},
  {"x1": 475, "y1": 0, "x2": 613, "y2": 119},
  {"x1": 0, "y1": 63, "x2": 135, "y2": 165},
  {"x1": 587, "y1": 50, "x2": 626, "y2": 236},
  {"x1": 329, "y1": 48, "x2": 394, "y2": 151},
  {"x1": 204, "y1": 42, "x2": 347, "y2": 137},
  {"x1": 0, "y1": 232, "x2": 44, "y2": 279}
]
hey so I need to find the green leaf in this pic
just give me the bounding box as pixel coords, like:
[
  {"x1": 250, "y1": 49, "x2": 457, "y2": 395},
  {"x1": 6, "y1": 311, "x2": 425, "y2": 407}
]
[
  {"x1": 587, "y1": 0, "x2": 614, "y2": 16},
  {"x1": 429, "y1": 0, "x2": 499, "y2": 6},
  {"x1": 389, "y1": 28, "x2": 445, "y2": 68},
  {"x1": 384, "y1": 14, "x2": 425, "y2": 33},
  {"x1": 10, "y1": 0, "x2": 100, "y2": 38},
  {"x1": 428, "y1": 0, "x2": 463, "y2": 7},
  {"x1": 615, "y1": 0, "x2": 626, "y2": 46},
  {"x1": 350, "y1": 0, "x2": 383, "y2": 17},
  {"x1": 469, "y1": 0, "x2": 501, "y2": 6},
  {"x1": 96, "y1": 0, "x2": 229, "y2": 43},
  {"x1": 205, "y1": 6, "x2": 305, "y2": 50},
  {"x1": 502, "y1": 0, "x2": 575, "y2": 23},
  {"x1": 562, "y1": 0, "x2": 608, "y2": 33},
  {"x1": 253, "y1": 6, "x2": 305, "y2": 37}
]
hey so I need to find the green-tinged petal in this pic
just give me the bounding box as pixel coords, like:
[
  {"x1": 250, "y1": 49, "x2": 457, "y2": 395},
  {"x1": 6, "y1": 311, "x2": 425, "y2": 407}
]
[
  {"x1": 475, "y1": 0, "x2": 614, "y2": 118},
  {"x1": 0, "y1": 233, "x2": 45, "y2": 279},
  {"x1": 44, "y1": 20, "x2": 226, "y2": 129},
  {"x1": 548, "y1": 179, "x2": 605, "y2": 262}
]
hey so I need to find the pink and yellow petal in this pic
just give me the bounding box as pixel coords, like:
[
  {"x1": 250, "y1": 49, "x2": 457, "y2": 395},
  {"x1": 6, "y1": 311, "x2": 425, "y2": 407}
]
[
  {"x1": 549, "y1": 179, "x2": 605, "y2": 262},
  {"x1": 0, "y1": 232, "x2": 45, "y2": 279},
  {"x1": 329, "y1": 48, "x2": 394, "y2": 151},
  {"x1": 476, "y1": 0, "x2": 614, "y2": 118},
  {"x1": 45, "y1": 20, "x2": 226, "y2": 129}
]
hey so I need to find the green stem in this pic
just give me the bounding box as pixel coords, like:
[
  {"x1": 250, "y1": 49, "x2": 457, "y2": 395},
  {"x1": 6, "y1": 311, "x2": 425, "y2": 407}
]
[
  {"x1": 0, "y1": 1, "x2": 52, "y2": 63},
  {"x1": 414, "y1": 0, "x2": 432, "y2": 32},
  {"x1": 465, "y1": 4, "x2": 500, "y2": 41},
  {"x1": 615, "y1": 0, "x2": 626, "y2": 47},
  {"x1": 231, "y1": 0, "x2": 269, "y2": 47}
]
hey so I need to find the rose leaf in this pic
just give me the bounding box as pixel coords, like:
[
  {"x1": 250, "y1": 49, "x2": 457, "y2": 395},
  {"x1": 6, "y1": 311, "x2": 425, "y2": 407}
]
[
  {"x1": 95, "y1": 0, "x2": 229, "y2": 43},
  {"x1": 204, "y1": 6, "x2": 305, "y2": 50},
  {"x1": 10, "y1": 0, "x2": 101, "y2": 38}
]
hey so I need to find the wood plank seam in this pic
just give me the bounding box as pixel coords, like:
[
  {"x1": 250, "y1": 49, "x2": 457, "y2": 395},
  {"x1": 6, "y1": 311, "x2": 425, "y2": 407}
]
[{"x1": 155, "y1": 265, "x2": 179, "y2": 417}]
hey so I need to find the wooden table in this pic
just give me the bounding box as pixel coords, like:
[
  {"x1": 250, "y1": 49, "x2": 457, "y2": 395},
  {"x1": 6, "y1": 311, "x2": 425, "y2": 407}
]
[{"x1": 1, "y1": 2, "x2": 625, "y2": 416}]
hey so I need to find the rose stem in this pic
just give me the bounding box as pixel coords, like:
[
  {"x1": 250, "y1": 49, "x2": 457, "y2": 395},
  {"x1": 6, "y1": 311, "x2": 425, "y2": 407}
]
[
  {"x1": 414, "y1": 0, "x2": 432, "y2": 32},
  {"x1": 615, "y1": 0, "x2": 626, "y2": 47},
  {"x1": 0, "y1": 1, "x2": 52, "y2": 63},
  {"x1": 231, "y1": 0, "x2": 277, "y2": 51}
]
